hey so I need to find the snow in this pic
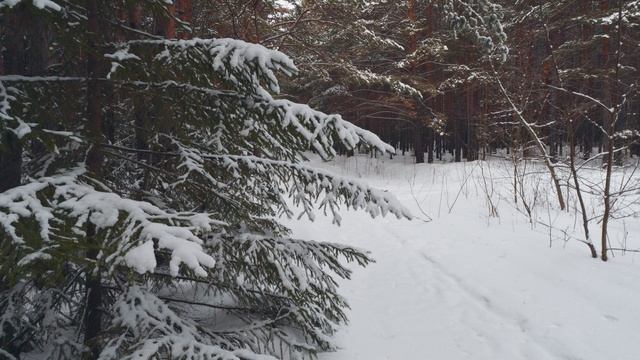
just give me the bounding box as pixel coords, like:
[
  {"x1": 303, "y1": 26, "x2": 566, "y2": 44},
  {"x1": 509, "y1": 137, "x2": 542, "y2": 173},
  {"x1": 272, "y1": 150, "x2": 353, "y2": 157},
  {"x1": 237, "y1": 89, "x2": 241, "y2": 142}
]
[
  {"x1": 0, "y1": 168, "x2": 220, "y2": 277},
  {"x1": 0, "y1": 0, "x2": 61, "y2": 11},
  {"x1": 123, "y1": 241, "x2": 156, "y2": 274},
  {"x1": 0, "y1": 80, "x2": 34, "y2": 139},
  {"x1": 108, "y1": 39, "x2": 394, "y2": 159},
  {"x1": 255, "y1": 86, "x2": 396, "y2": 158},
  {"x1": 285, "y1": 155, "x2": 640, "y2": 360},
  {"x1": 203, "y1": 154, "x2": 412, "y2": 221},
  {"x1": 105, "y1": 286, "x2": 278, "y2": 360},
  {"x1": 274, "y1": 0, "x2": 297, "y2": 10},
  {"x1": 125, "y1": 37, "x2": 297, "y2": 93}
]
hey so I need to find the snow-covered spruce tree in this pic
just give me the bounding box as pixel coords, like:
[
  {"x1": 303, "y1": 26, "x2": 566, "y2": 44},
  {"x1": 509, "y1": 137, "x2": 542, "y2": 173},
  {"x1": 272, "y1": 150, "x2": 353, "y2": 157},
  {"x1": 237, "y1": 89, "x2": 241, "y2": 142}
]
[{"x1": 0, "y1": 1, "x2": 411, "y2": 359}]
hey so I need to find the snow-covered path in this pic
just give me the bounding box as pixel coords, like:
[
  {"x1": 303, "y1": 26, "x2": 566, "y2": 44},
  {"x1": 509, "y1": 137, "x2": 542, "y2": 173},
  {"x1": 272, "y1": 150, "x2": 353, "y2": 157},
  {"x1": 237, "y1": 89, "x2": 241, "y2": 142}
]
[{"x1": 286, "y1": 156, "x2": 640, "y2": 360}]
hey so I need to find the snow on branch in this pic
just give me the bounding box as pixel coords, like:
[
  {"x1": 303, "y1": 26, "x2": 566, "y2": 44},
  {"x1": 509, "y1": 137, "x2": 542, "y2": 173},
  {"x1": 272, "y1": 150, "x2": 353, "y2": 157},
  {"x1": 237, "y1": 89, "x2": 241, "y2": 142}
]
[
  {"x1": 346, "y1": 19, "x2": 405, "y2": 51},
  {"x1": 162, "y1": 138, "x2": 411, "y2": 222},
  {"x1": 118, "y1": 38, "x2": 297, "y2": 93},
  {"x1": 444, "y1": 0, "x2": 508, "y2": 60},
  {"x1": 206, "y1": 231, "x2": 373, "y2": 349},
  {"x1": 101, "y1": 286, "x2": 276, "y2": 360},
  {"x1": 255, "y1": 87, "x2": 396, "y2": 158},
  {"x1": 200, "y1": 153, "x2": 413, "y2": 222},
  {"x1": 0, "y1": 168, "x2": 221, "y2": 277},
  {"x1": 0, "y1": 81, "x2": 33, "y2": 140},
  {"x1": 592, "y1": 1, "x2": 640, "y2": 26},
  {"x1": 341, "y1": 64, "x2": 422, "y2": 98},
  {"x1": 106, "y1": 40, "x2": 396, "y2": 157},
  {"x1": 0, "y1": 77, "x2": 89, "y2": 144},
  {"x1": 209, "y1": 231, "x2": 371, "y2": 295},
  {"x1": 547, "y1": 85, "x2": 614, "y2": 113},
  {"x1": 0, "y1": 0, "x2": 61, "y2": 11}
]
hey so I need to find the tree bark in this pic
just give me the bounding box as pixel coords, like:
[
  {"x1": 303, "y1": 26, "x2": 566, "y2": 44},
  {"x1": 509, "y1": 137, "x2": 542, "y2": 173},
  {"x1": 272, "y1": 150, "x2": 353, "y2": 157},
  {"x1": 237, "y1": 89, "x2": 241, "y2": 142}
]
[
  {"x1": 427, "y1": 128, "x2": 434, "y2": 163},
  {"x1": 414, "y1": 122, "x2": 425, "y2": 164},
  {"x1": 600, "y1": 0, "x2": 624, "y2": 262},
  {"x1": 0, "y1": 131, "x2": 21, "y2": 193},
  {"x1": 601, "y1": 133, "x2": 613, "y2": 262},
  {"x1": 407, "y1": 0, "x2": 425, "y2": 164},
  {"x1": 569, "y1": 121, "x2": 597, "y2": 258},
  {"x1": 156, "y1": 2, "x2": 177, "y2": 38},
  {"x1": 0, "y1": 4, "x2": 48, "y2": 192},
  {"x1": 84, "y1": 0, "x2": 104, "y2": 357}
]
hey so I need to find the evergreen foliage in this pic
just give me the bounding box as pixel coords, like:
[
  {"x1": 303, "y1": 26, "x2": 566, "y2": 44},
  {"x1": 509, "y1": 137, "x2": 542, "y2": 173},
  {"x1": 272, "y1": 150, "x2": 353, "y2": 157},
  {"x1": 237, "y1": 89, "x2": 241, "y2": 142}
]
[{"x1": 0, "y1": 1, "x2": 410, "y2": 359}]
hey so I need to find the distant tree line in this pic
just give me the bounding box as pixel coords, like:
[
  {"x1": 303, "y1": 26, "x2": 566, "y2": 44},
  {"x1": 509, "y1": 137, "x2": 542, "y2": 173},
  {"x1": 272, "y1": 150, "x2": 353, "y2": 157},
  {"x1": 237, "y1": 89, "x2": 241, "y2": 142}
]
[{"x1": 194, "y1": 0, "x2": 639, "y2": 164}]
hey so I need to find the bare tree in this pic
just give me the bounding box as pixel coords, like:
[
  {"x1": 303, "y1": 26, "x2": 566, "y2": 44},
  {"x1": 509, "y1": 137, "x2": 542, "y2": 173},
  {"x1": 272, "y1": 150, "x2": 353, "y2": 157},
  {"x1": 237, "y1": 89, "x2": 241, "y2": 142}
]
[
  {"x1": 546, "y1": 0, "x2": 638, "y2": 261},
  {"x1": 491, "y1": 65, "x2": 567, "y2": 211}
]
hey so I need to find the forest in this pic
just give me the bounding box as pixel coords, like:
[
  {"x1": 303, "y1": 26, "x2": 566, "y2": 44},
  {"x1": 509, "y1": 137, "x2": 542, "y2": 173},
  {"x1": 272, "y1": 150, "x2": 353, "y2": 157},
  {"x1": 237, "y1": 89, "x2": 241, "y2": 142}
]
[{"x1": 1, "y1": 0, "x2": 639, "y2": 359}]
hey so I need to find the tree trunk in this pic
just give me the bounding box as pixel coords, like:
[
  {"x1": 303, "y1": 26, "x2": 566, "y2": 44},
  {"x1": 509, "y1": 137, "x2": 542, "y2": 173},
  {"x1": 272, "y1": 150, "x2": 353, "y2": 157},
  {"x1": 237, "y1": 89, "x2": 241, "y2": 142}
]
[
  {"x1": 601, "y1": 133, "x2": 613, "y2": 262},
  {"x1": 156, "y1": 2, "x2": 176, "y2": 38},
  {"x1": 176, "y1": 0, "x2": 193, "y2": 39},
  {"x1": 569, "y1": 122, "x2": 597, "y2": 258},
  {"x1": 407, "y1": 0, "x2": 425, "y2": 164},
  {"x1": 414, "y1": 123, "x2": 425, "y2": 164},
  {"x1": 453, "y1": 92, "x2": 461, "y2": 162},
  {"x1": 426, "y1": 2, "x2": 435, "y2": 165},
  {"x1": 0, "y1": 5, "x2": 48, "y2": 192},
  {"x1": 0, "y1": 7, "x2": 49, "y2": 358},
  {"x1": 0, "y1": 131, "x2": 21, "y2": 193},
  {"x1": 600, "y1": 0, "x2": 624, "y2": 262},
  {"x1": 84, "y1": 0, "x2": 104, "y2": 357},
  {"x1": 427, "y1": 128, "x2": 434, "y2": 163}
]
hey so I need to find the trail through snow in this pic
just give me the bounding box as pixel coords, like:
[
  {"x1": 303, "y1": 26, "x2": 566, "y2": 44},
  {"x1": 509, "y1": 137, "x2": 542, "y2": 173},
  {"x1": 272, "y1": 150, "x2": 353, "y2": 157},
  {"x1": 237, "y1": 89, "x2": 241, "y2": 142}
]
[{"x1": 285, "y1": 155, "x2": 640, "y2": 360}]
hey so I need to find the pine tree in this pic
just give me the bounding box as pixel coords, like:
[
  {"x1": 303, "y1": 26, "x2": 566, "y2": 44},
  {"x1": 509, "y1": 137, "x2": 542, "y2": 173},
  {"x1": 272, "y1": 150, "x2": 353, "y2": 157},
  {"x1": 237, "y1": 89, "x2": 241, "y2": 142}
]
[
  {"x1": 0, "y1": 1, "x2": 411, "y2": 359},
  {"x1": 246, "y1": 0, "x2": 508, "y2": 163}
]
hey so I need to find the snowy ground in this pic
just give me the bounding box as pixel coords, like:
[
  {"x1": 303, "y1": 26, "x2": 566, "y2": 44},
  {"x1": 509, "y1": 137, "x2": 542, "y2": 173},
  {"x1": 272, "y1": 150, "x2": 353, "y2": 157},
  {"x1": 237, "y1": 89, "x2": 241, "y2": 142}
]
[{"x1": 285, "y1": 155, "x2": 640, "y2": 360}]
